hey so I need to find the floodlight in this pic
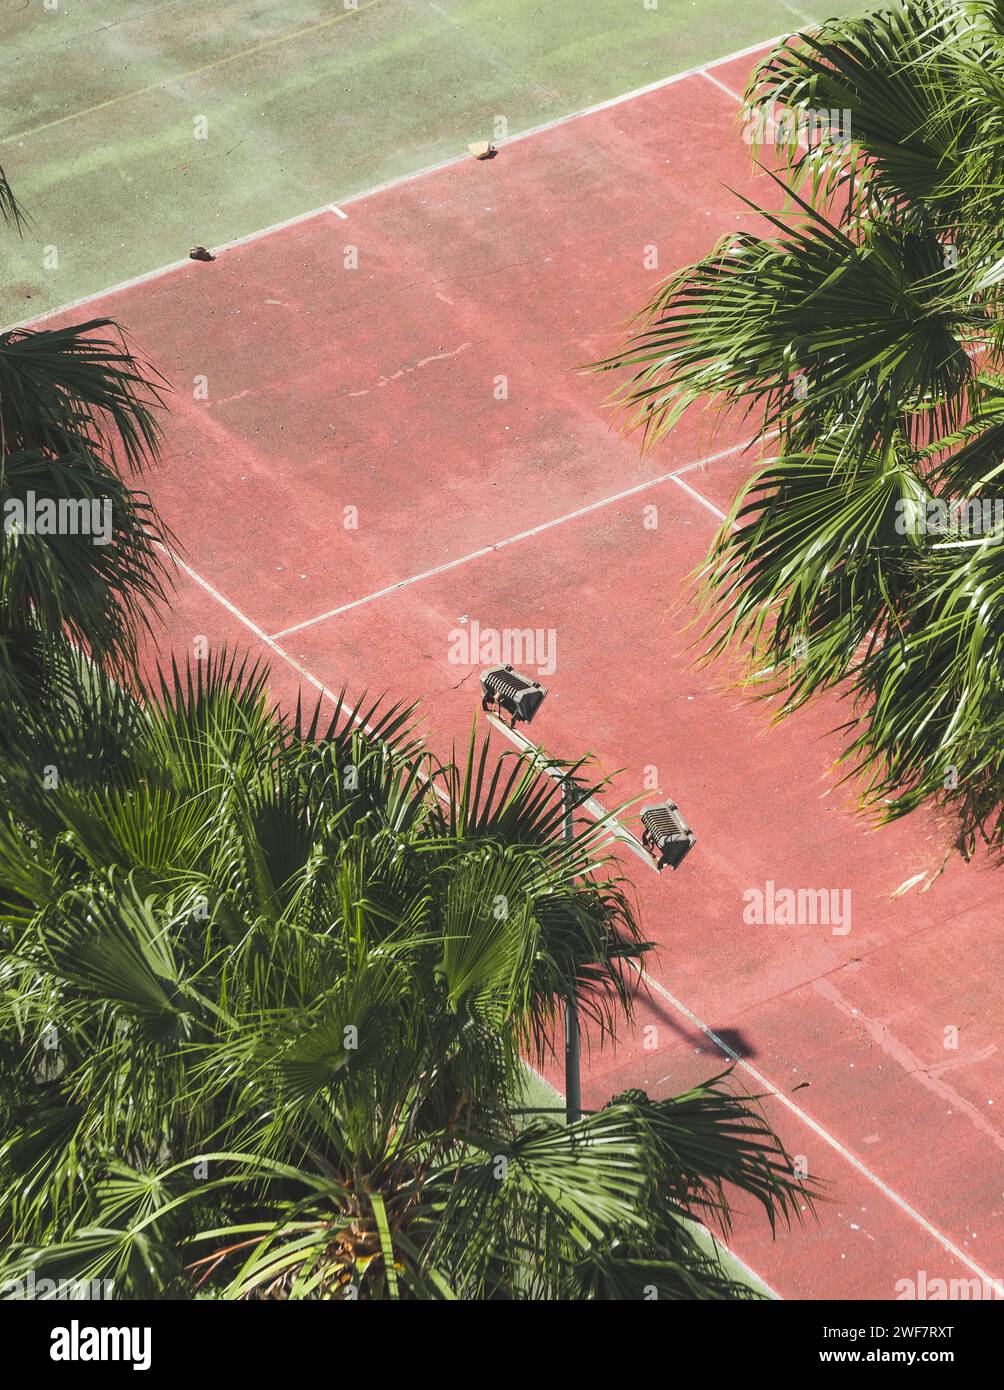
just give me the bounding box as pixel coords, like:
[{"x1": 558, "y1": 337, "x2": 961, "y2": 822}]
[
  {"x1": 480, "y1": 664, "x2": 547, "y2": 728},
  {"x1": 640, "y1": 800, "x2": 696, "y2": 871}
]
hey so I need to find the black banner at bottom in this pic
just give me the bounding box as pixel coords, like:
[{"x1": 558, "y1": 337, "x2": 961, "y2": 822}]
[{"x1": 2, "y1": 1298, "x2": 995, "y2": 1374}]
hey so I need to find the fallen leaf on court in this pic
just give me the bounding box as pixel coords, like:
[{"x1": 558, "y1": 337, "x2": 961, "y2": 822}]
[{"x1": 892, "y1": 871, "x2": 928, "y2": 897}]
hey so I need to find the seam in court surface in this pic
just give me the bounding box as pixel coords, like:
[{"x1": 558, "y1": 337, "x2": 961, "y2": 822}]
[{"x1": 0, "y1": 0, "x2": 386, "y2": 147}]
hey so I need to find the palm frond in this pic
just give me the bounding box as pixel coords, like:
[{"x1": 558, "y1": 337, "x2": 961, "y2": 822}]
[
  {"x1": 596, "y1": 1, "x2": 1004, "y2": 851},
  {"x1": 0, "y1": 655, "x2": 809, "y2": 1297}
]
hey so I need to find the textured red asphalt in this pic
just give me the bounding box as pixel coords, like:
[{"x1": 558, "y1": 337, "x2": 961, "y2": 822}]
[{"x1": 41, "y1": 57, "x2": 1004, "y2": 1299}]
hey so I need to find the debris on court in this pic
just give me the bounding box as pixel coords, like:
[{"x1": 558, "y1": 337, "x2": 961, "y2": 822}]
[
  {"x1": 189, "y1": 245, "x2": 216, "y2": 262},
  {"x1": 468, "y1": 141, "x2": 496, "y2": 160}
]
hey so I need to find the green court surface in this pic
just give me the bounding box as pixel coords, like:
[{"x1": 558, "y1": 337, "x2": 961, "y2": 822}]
[{"x1": 2, "y1": 0, "x2": 869, "y2": 324}]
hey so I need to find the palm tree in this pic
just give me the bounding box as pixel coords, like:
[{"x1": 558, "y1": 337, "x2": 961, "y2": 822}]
[
  {"x1": 595, "y1": 0, "x2": 1004, "y2": 858},
  {"x1": 0, "y1": 648, "x2": 812, "y2": 1299},
  {"x1": 0, "y1": 162, "x2": 172, "y2": 718}
]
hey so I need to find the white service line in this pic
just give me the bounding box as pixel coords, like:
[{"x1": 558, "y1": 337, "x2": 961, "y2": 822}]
[
  {"x1": 163, "y1": 547, "x2": 661, "y2": 873},
  {"x1": 271, "y1": 438, "x2": 754, "y2": 639},
  {"x1": 671, "y1": 472, "x2": 736, "y2": 528},
  {"x1": 6, "y1": 34, "x2": 781, "y2": 333}
]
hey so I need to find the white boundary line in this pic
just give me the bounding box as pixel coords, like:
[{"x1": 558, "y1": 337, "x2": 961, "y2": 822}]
[
  {"x1": 717, "y1": 1240, "x2": 780, "y2": 1301},
  {"x1": 520, "y1": 1061, "x2": 778, "y2": 1301},
  {"x1": 701, "y1": 69, "x2": 745, "y2": 104},
  {"x1": 6, "y1": 34, "x2": 781, "y2": 332},
  {"x1": 639, "y1": 970, "x2": 1000, "y2": 1287},
  {"x1": 520, "y1": 1054, "x2": 778, "y2": 1297},
  {"x1": 155, "y1": 544, "x2": 399, "y2": 743},
  {"x1": 271, "y1": 438, "x2": 753, "y2": 639},
  {"x1": 7, "y1": 30, "x2": 766, "y2": 641},
  {"x1": 9, "y1": 26, "x2": 761, "y2": 619}
]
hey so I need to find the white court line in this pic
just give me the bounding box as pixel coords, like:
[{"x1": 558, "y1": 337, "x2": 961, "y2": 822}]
[
  {"x1": 520, "y1": 1056, "x2": 777, "y2": 1297},
  {"x1": 155, "y1": 544, "x2": 398, "y2": 746},
  {"x1": 172, "y1": 530, "x2": 986, "y2": 1287},
  {"x1": 5, "y1": 34, "x2": 781, "y2": 333},
  {"x1": 700, "y1": 64, "x2": 806, "y2": 152},
  {"x1": 640, "y1": 969, "x2": 999, "y2": 1288},
  {"x1": 672, "y1": 472, "x2": 736, "y2": 528},
  {"x1": 164, "y1": 511, "x2": 1000, "y2": 1289},
  {"x1": 479, "y1": 720, "x2": 1001, "y2": 1290},
  {"x1": 701, "y1": 69, "x2": 744, "y2": 104},
  {"x1": 271, "y1": 437, "x2": 755, "y2": 639},
  {"x1": 8, "y1": 203, "x2": 333, "y2": 331}
]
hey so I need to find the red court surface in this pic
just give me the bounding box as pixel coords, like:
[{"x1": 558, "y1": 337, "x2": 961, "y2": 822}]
[{"x1": 37, "y1": 51, "x2": 1004, "y2": 1299}]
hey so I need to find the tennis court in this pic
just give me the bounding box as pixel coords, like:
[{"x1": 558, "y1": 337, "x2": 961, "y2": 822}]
[{"x1": 6, "y1": 1, "x2": 1000, "y2": 1302}]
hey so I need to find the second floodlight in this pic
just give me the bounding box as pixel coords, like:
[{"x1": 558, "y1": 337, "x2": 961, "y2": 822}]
[{"x1": 640, "y1": 800, "x2": 696, "y2": 871}]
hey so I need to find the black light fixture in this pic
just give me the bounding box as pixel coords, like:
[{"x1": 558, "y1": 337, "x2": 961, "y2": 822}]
[
  {"x1": 640, "y1": 800, "x2": 696, "y2": 871},
  {"x1": 479, "y1": 664, "x2": 547, "y2": 729}
]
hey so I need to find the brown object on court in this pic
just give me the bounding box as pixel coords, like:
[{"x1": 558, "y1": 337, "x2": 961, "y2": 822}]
[{"x1": 189, "y1": 246, "x2": 216, "y2": 262}]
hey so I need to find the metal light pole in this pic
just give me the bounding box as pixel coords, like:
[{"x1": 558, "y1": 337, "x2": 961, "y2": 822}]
[
  {"x1": 561, "y1": 775, "x2": 581, "y2": 1126},
  {"x1": 477, "y1": 678, "x2": 693, "y2": 1126}
]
